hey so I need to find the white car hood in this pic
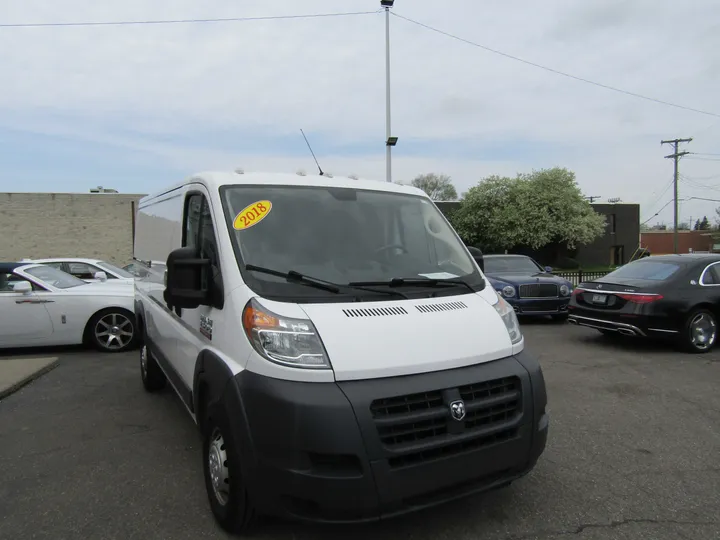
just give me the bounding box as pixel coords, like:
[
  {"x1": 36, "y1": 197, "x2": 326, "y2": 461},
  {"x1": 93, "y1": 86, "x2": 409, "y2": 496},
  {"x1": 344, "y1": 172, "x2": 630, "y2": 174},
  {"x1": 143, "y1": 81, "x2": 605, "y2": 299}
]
[{"x1": 299, "y1": 290, "x2": 517, "y2": 381}]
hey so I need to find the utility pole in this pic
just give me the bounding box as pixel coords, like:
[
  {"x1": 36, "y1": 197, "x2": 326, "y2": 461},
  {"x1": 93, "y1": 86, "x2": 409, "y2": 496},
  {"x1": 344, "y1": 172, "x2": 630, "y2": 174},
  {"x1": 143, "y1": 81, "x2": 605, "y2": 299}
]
[
  {"x1": 585, "y1": 196, "x2": 601, "y2": 203},
  {"x1": 661, "y1": 137, "x2": 692, "y2": 254},
  {"x1": 381, "y1": 0, "x2": 397, "y2": 182}
]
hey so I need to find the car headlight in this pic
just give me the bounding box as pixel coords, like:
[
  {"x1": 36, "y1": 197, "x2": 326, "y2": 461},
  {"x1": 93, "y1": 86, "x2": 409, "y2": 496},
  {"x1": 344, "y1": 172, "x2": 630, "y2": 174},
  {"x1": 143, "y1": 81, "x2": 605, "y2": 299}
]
[
  {"x1": 242, "y1": 298, "x2": 331, "y2": 369},
  {"x1": 492, "y1": 293, "x2": 522, "y2": 344},
  {"x1": 560, "y1": 284, "x2": 570, "y2": 296},
  {"x1": 501, "y1": 285, "x2": 515, "y2": 298}
]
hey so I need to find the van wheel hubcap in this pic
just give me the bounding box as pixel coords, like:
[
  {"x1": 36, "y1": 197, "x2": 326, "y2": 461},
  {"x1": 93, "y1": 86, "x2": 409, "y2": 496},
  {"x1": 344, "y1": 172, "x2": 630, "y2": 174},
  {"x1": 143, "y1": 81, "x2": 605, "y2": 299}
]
[
  {"x1": 690, "y1": 313, "x2": 716, "y2": 350},
  {"x1": 208, "y1": 428, "x2": 230, "y2": 506},
  {"x1": 95, "y1": 313, "x2": 133, "y2": 350}
]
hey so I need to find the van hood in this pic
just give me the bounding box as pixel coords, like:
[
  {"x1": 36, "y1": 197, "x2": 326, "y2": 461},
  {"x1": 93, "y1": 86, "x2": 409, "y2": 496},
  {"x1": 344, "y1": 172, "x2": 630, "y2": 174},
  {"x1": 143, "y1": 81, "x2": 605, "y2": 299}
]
[{"x1": 298, "y1": 291, "x2": 518, "y2": 381}]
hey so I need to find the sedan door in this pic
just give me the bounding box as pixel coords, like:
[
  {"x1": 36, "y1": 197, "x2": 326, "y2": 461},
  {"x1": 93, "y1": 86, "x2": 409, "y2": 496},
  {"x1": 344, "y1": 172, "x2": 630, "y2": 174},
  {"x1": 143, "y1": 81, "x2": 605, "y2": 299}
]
[{"x1": 0, "y1": 280, "x2": 54, "y2": 346}]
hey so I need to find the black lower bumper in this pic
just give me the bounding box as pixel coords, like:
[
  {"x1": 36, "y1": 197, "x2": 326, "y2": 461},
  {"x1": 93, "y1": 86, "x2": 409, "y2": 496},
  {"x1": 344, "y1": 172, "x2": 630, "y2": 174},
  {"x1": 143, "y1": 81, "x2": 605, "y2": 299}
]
[
  {"x1": 227, "y1": 350, "x2": 548, "y2": 523},
  {"x1": 507, "y1": 297, "x2": 570, "y2": 316}
]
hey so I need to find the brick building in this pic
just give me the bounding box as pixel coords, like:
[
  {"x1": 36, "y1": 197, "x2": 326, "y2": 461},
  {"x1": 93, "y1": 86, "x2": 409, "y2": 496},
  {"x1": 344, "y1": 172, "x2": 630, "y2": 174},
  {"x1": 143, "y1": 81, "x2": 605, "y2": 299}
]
[
  {"x1": 640, "y1": 230, "x2": 716, "y2": 255},
  {"x1": 0, "y1": 192, "x2": 144, "y2": 265}
]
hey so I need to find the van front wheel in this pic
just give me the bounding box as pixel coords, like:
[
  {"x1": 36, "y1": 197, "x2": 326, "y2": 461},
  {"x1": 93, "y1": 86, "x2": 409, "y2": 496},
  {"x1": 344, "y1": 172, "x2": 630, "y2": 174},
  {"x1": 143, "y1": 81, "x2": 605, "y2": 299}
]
[{"x1": 202, "y1": 406, "x2": 255, "y2": 534}]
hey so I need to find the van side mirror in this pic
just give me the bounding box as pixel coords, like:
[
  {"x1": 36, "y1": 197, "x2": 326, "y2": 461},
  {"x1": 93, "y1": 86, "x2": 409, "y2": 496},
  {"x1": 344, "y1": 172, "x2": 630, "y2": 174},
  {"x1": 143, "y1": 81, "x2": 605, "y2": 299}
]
[
  {"x1": 544, "y1": 266, "x2": 553, "y2": 273},
  {"x1": 474, "y1": 254, "x2": 485, "y2": 273},
  {"x1": 13, "y1": 281, "x2": 33, "y2": 294},
  {"x1": 466, "y1": 246, "x2": 484, "y2": 273},
  {"x1": 163, "y1": 247, "x2": 212, "y2": 310}
]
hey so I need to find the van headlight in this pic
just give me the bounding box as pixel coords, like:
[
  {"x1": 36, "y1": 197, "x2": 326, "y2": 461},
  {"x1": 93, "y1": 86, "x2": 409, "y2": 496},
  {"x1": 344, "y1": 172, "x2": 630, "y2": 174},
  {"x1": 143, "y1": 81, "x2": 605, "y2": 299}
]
[
  {"x1": 242, "y1": 298, "x2": 331, "y2": 369},
  {"x1": 492, "y1": 293, "x2": 522, "y2": 344}
]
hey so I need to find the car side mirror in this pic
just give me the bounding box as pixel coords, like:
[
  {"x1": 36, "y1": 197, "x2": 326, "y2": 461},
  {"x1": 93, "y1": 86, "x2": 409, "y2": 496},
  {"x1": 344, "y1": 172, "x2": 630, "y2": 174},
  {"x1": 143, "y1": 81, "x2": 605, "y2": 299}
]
[
  {"x1": 544, "y1": 266, "x2": 553, "y2": 273},
  {"x1": 13, "y1": 281, "x2": 33, "y2": 294},
  {"x1": 163, "y1": 246, "x2": 212, "y2": 310},
  {"x1": 94, "y1": 271, "x2": 108, "y2": 282}
]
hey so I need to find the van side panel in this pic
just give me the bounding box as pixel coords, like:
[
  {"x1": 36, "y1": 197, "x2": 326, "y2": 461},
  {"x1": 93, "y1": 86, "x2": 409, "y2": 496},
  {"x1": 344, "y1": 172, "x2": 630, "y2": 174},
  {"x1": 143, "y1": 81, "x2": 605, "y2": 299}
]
[
  {"x1": 134, "y1": 188, "x2": 187, "y2": 388},
  {"x1": 134, "y1": 190, "x2": 185, "y2": 265}
]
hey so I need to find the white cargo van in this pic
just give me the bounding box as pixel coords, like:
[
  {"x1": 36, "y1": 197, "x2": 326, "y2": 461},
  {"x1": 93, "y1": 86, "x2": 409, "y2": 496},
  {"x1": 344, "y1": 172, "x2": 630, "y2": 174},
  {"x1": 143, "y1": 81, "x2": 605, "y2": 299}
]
[{"x1": 133, "y1": 171, "x2": 548, "y2": 534}]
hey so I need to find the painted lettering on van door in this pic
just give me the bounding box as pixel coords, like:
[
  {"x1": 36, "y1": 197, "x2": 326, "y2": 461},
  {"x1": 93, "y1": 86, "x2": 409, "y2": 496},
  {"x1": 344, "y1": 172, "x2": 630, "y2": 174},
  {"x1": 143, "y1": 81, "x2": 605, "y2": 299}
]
[{"x1": 233, "y1": 200, "x2": 272, "y2": 230}]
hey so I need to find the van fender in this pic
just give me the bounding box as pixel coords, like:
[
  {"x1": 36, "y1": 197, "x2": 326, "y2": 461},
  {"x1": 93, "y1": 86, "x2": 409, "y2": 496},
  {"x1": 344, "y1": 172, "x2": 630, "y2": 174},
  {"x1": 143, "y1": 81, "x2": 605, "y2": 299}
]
[
  {"x1": 193, "y1": 351, "x2": 258, "y2": 478},
  {"x1": 134, "y1": 299, "x2": 146, "y2": 341}
]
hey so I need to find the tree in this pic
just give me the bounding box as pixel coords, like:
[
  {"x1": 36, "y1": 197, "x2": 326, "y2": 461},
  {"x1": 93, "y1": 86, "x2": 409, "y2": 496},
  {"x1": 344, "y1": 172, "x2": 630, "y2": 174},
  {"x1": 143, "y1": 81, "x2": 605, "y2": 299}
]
[
  {"x1": 410, "y1": 173, "x2": 458, "y2": 201},
  {"x1": 694, "y1": 215, "x2": 710, "y2": 230},
  {"x1": 348, "y1": 174, "x2": 359, "y2": 180},
  {"x1": 678, "y1": 221, "x2": 691, "y2": 231},
  {"x1": 450, "y1": 167, "x2": 607, "y2": 251}
]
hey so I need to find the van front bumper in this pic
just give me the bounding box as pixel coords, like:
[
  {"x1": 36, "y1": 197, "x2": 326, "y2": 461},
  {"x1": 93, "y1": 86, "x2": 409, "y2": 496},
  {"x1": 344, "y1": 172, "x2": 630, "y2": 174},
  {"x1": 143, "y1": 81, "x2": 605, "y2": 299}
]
[{"x1": 229, "y1": 350, "x2": 548, "y2": 523}]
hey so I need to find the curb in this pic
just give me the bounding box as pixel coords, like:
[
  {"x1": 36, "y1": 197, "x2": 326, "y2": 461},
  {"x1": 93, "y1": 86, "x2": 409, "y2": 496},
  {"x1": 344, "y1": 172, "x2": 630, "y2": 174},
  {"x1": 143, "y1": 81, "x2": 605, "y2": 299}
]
[{"x1": 0, "y1": 357, "x2": 60, "y2": 401}]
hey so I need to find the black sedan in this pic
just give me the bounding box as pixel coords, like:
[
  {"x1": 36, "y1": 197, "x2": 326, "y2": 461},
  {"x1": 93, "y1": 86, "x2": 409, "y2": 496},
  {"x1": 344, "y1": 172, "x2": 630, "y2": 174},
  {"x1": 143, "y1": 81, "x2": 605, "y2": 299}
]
[{"x1": 568, "y1": 254, "x2": 719, "y2": 353}]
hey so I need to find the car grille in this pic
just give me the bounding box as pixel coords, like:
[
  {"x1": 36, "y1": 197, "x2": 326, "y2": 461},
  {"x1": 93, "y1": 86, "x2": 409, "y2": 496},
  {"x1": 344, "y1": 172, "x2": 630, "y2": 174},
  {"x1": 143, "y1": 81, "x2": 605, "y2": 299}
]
[
  {"x1": 518, "y1": 283, "x2": 558, "y2": 298},
  {"x1": 370, "y1": 377, "x2": 522, "y2": 468}
]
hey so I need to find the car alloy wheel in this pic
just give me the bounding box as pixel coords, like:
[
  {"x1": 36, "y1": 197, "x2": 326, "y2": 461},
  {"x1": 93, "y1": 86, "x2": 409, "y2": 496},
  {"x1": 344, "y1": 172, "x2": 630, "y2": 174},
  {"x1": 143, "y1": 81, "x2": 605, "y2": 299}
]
[
  {"x1": 688, "y1": 310, "x2": 717, "y2": 352},
  {"x1": 94, "y1": 312, "x2": 134, "y2": 351}
]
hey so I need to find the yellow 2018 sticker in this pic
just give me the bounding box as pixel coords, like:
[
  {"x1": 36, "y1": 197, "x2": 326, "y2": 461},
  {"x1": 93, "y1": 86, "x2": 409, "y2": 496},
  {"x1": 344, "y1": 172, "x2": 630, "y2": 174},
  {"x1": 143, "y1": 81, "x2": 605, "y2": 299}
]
[{"x1": 233, "y1": 200, "x2": 272, "y2": 230}]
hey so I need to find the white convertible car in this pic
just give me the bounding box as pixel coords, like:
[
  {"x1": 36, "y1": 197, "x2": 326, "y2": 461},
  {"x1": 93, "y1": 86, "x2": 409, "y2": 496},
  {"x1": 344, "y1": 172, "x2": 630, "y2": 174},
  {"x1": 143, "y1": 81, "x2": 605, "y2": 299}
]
[
  {"x1": 21, "y1": 257, "x2": 136, "y2": 284},
  {"x1": 0, "y1": 262, "x2": 138, "y2": 353}
]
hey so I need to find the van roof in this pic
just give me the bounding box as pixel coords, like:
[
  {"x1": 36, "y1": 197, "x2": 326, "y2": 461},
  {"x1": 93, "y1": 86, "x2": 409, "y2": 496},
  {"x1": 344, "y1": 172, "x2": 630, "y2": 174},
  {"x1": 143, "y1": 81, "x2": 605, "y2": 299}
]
[{"x1": 139, "y1": 171, "x2": 428, "y2": 204}]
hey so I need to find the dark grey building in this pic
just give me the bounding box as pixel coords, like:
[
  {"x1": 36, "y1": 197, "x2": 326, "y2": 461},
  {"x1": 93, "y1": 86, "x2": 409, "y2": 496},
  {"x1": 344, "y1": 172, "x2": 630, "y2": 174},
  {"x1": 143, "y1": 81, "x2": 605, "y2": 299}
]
[{"x1": 435, "y1": 201, "x2": 640, "y2": 269}]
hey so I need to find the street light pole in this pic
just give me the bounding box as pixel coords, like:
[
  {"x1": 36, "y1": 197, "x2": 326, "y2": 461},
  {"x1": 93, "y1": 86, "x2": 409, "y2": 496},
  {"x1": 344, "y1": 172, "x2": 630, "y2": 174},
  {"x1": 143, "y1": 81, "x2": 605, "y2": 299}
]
[{"x1": 381, "y1": 0, "x2": 396, "y2": 183}]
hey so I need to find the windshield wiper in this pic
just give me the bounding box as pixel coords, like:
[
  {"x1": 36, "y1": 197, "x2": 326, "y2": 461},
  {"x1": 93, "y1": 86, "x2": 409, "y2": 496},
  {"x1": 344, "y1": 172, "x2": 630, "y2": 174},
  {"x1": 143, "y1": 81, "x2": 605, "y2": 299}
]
[
  {"x1": 349, "y1": 277, "x2": 478, "y2": 293},
  {"x1": 245, "y1": 265, "x2": 408, "y2": 299}
]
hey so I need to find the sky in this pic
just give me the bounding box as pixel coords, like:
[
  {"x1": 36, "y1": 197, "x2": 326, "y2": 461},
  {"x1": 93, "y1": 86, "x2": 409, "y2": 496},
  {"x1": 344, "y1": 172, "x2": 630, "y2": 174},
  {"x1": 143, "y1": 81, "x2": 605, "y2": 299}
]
[{"x1": 1, "y1": 0, "x2": 720, "y2": 226}]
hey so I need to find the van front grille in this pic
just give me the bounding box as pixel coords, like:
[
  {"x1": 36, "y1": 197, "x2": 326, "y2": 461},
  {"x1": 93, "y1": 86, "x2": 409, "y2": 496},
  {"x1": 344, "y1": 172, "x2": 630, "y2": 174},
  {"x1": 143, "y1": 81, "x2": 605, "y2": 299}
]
[{"x1": 370, "y1": 377, "x2": 522, "y2": 468}]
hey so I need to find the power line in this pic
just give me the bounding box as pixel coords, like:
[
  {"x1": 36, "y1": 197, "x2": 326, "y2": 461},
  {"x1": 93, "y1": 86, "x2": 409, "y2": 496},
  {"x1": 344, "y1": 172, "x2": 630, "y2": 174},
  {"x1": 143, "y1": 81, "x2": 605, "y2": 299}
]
[
  {"x1": 691, "y1": 152, "x2": 720, "y2": 156},
  {"x1": 680, "y1": 175, "x2": 720, "y2": 193},
  {"x1": 641, "y1": 199, "x2": 674, "y2": 225},
  {"x1": 391, "y1": 12, "x2": 720, "y2": 119},
  {"x1": 685, "y1": 157, "x2": 720, "y2": 162},
  {"x1": 683, "y1": 173, "x2": 720, "y2": 181},
  {"x1": 642, "y1": 177, "x2": 674, "y2": 215},
  {"x1": 0, "y1": 10, "x2": 380, "y2": 28}
]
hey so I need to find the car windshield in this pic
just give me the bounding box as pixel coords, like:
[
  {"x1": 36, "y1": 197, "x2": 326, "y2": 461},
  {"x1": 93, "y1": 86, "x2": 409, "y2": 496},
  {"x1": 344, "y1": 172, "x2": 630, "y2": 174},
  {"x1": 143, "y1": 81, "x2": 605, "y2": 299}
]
[
  {"x1": 24, "y1": 265, "x2": 86, "y2": 289},
  {"x1": 97, "y1": 261, "x2": 135, "y2": 279},
  {"x1": 602, "y1": 260, "x2": 681, "y2": 281},
  {"x1": 220, "y1": 185, "x2": 482, "y2": 298},
  {"x1": 484, "y1": 256, "x2": 543, "y2": 274}
]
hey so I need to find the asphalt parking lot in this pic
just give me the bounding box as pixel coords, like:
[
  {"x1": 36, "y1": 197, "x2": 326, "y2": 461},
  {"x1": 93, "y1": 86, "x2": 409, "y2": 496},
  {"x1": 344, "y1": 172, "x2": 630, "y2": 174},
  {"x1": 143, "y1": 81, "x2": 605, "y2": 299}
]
[{"x1": 1, "y1": 321, "x2": 719, "y2": 540}]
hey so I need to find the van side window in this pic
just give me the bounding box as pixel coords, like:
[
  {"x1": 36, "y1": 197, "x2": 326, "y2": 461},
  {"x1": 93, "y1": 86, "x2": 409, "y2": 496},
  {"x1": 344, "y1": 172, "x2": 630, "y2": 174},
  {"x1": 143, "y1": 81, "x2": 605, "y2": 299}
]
[
  {"x1": 183, "y1": 193, "x2": 222, "y2": 305},
  {"x1": 184, "y1": 195, "x2": 203, "y2": 249}
]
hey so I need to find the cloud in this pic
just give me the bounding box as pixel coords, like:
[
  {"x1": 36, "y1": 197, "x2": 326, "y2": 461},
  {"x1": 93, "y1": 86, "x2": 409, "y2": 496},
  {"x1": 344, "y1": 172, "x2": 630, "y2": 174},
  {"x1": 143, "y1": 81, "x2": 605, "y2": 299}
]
[{"x1": 1, "y1": 0, "x2": 720, "y2": 225}]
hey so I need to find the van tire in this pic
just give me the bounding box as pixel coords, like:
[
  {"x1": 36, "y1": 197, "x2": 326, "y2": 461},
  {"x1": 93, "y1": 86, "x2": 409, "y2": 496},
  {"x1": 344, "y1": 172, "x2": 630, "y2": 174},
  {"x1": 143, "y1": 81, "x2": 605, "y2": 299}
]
[
  {"x1": 140, "y1": 345, "x2": 166, "y2": 392},
  {"x1": 202, "y1": 403, "x2": 255, "y2": 534}
]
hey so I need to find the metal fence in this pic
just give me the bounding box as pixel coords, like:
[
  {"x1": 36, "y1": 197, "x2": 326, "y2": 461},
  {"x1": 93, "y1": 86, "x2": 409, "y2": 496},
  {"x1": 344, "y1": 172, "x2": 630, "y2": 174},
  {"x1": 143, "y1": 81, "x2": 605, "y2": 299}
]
[{"x1": 553, "y1": 270, "x2": 610, "y2": 286}]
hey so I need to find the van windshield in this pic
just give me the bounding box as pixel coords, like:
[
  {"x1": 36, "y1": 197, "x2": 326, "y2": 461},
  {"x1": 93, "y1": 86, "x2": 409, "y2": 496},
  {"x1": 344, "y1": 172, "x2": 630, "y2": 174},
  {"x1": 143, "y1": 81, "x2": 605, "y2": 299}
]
[{"x1": 220, "y1": 185, "x2": 482, "y2": 299}]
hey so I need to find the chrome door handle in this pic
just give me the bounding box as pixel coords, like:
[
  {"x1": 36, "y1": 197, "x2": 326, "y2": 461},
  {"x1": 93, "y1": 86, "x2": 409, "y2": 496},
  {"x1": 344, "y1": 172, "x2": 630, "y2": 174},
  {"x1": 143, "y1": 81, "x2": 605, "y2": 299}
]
[{"x1": 15, "y1": 299, "x2": 54, "y2": 304}]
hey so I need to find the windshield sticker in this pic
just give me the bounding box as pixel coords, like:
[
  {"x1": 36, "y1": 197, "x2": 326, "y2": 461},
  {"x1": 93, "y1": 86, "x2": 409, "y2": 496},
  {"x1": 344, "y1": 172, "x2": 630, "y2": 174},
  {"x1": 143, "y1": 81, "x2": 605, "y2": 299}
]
[
  {"x1": 233, "y1": 200, "x2": 272, "y2": 230},
  {"x1": 419, "y1": 272, "x2": 459, "y2": 280}
]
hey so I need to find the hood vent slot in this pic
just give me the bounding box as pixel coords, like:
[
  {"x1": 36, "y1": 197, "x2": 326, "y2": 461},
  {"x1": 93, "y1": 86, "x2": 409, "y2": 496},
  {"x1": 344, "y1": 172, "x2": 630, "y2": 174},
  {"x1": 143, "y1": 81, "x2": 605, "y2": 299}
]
[
  {"x1": 416, "y1": 301, "x2": 468, "y2": 313},
  {"x1": 343, "y1": 306, "x2": 408, "y2": 318}
]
